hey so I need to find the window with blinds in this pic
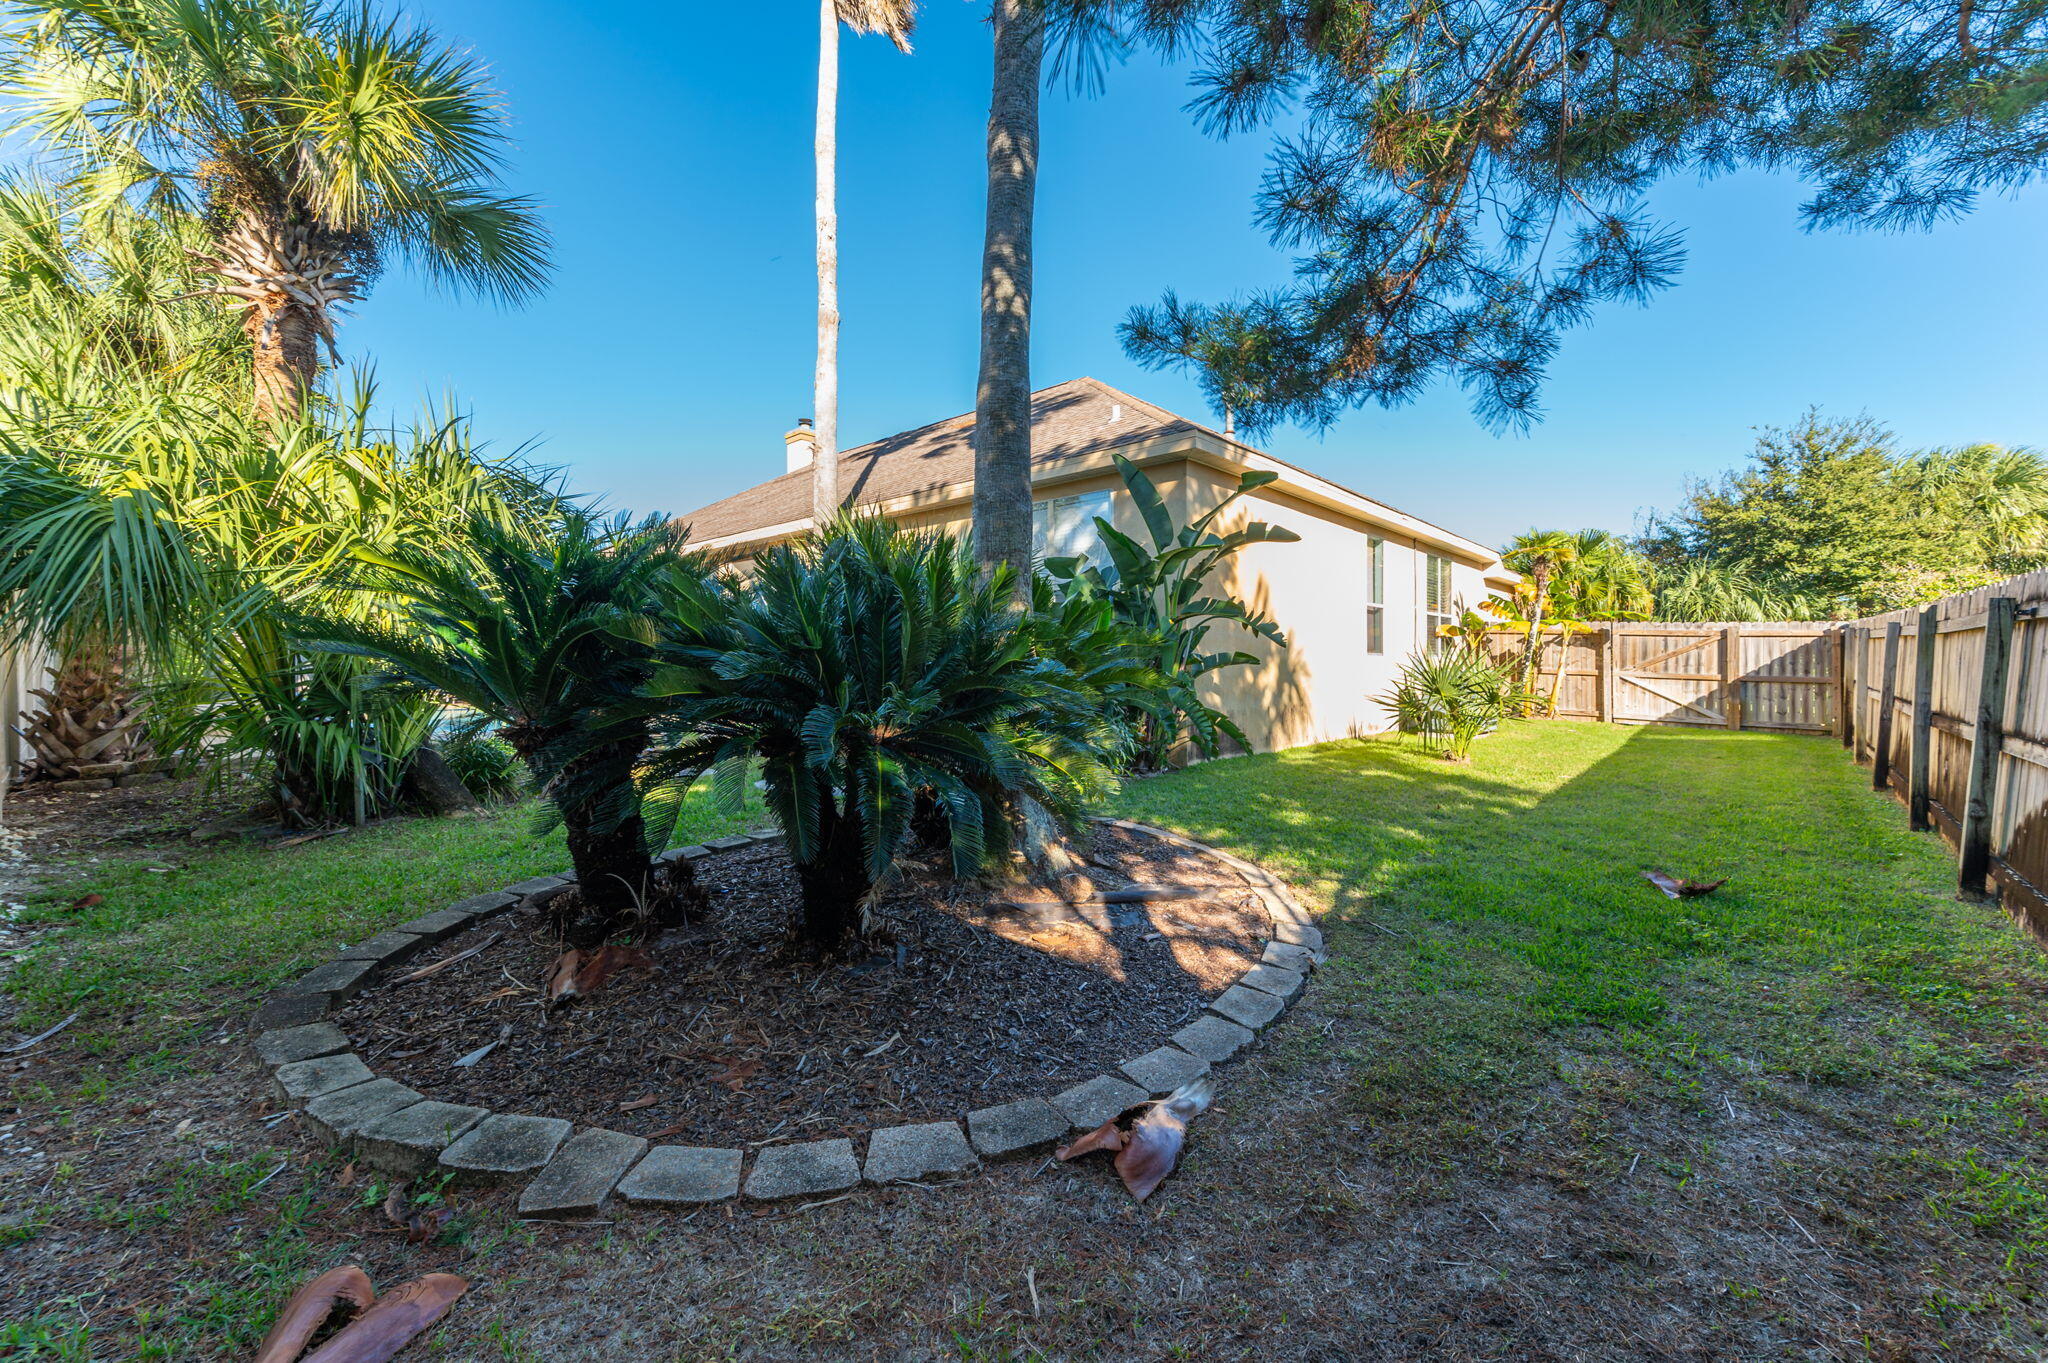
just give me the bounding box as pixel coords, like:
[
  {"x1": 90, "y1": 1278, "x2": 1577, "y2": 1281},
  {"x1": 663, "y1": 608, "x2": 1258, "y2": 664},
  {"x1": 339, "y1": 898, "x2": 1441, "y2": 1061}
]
[
  {"x1": 1031, "y1": 490, "x2": 1113, "y2": 567},
  {"x1": 1423, "y1": 553, "x2": 1456, "y2": 654},
  {"x1": 1365, "y1": 536, "x2": 1385, "y2": 654}
]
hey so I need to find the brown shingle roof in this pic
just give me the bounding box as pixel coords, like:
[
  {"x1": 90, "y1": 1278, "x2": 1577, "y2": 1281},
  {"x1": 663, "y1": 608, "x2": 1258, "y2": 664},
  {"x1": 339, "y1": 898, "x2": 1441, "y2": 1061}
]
[
  {"x1": 676, "y1": 375, "x2": 1507, "y2": 568},
  {"x1": 677, "y1": 377, "x2": 1200, "y2": 543}
]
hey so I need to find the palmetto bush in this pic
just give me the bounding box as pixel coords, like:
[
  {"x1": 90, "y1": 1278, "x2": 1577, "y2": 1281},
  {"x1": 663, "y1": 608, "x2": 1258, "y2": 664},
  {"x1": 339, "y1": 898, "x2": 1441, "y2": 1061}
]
[
  {"x1": 0, "y1": 357, "x2": 554, "y2": 821},
  {"x1": 639, "y1": 518, "x2": 1118, "y2": 950},
  {"x1": 1379, "y1": 650, "x2": 1524, "y2": 762},
  {"x1": 436, "y1": 719, "x2": 523, "y2": 803}
]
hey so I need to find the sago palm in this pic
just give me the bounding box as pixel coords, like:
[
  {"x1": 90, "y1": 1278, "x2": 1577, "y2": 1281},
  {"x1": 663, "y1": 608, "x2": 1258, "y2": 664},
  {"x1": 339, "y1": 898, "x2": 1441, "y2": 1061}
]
[
  {"x1": 3, "y1": 0, "x2": 550, "y2": 419},
  {"x1": 640, "y1": 517, "x2": 1117, "y2": 950},
  {"x1": 295, "y1": 511, "x2": 707, "y2": 944}
]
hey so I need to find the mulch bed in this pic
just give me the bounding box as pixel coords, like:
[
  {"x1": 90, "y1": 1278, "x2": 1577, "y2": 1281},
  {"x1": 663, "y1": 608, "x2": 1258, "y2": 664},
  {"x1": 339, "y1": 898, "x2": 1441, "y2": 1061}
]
[{"x1": 334, "y1": 826, "x2": 1266, "y2": 1145}]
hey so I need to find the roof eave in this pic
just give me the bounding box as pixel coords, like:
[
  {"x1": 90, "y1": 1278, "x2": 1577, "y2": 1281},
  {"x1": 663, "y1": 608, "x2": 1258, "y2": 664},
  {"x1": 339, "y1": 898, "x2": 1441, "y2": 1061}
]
[{"x1": 688, "y1": 428, "x2": 1511, "y2": 574}]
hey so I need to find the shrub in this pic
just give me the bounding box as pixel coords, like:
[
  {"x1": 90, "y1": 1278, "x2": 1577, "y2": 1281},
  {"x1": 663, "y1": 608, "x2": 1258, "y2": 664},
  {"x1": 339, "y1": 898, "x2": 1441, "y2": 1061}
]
[
  {"x1": 1379, "y1": 651, "x2": 1522, "y2": 761},
  {"x1": 436, "y1": 720, "x2": 523, "y2": 802},
  {"x1": 640, "y1": 517, "x2": 1117, "y2": 950}
]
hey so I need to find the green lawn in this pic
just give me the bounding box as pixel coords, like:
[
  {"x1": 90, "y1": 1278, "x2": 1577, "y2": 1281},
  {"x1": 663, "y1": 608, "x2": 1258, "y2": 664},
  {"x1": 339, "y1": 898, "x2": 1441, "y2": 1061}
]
[
  {"x1": 6, "y1": 787, "x2": 766, "y2": 1078},
  {"x1": 6, "y1": 722, "x2": 2048, "y2": 1359}
]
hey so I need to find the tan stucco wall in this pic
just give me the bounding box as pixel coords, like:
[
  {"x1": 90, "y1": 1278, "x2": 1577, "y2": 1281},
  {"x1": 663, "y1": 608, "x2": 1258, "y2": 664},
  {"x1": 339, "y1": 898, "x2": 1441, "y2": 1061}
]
[
  {"x1": 906, "y1": 459, "x2": 1498, "y2": 755},
  {"x1": 1179, "y1": 466, "x2": 1497, "y2": 753}
]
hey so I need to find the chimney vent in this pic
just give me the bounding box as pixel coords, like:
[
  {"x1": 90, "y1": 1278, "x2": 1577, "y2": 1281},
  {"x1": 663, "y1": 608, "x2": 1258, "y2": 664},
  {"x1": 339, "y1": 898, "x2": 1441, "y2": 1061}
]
[{"x1": 785, "y1": 418, "x2": 817, "y2": 473}]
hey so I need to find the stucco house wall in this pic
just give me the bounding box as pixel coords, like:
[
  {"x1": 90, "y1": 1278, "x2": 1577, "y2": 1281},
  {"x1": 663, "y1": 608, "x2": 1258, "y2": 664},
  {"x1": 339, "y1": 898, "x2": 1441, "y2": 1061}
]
[
  {"x1": 675, "y1": 378, "x2": 1513, "y2": 759},
  {"x1": 1163, "y1": 463, "x2": 1498, "y2": 753}
]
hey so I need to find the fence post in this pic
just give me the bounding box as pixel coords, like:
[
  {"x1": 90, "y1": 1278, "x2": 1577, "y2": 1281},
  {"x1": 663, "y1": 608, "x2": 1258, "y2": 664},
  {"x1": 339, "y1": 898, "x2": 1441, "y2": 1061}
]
[
  {"x1": 1840, "y1": 627, "x2": 1859, "y2": 754},
  {"x1": 1909, "y1": 605, "x2": 1938, "y2": 831},
  {"x1": 1597, "y1": 627, "x2": 1613, "y2": 723},
  {"x1": 1872, "y1": 620, "x2": 1903, "y2": 791},
  {"x1": 1721, "y1": 625, "x2": 1742, "y2": 730},
  {"x1": 1843, "y1": 626, "x2": 1859, "y2": 744},
  {"x1": 1959, "y1": 597, "x2": 2018, "y2": 899}
]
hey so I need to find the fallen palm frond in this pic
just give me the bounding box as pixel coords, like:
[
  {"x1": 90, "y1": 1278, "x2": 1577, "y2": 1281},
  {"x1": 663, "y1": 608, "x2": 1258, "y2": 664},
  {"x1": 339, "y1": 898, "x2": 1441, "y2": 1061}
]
[
  {"x1": 1643, "y1": 870, "x2": 1728, "y2": 899},
  {"x1": 251, "y1": 1266, "x2": 376, "y2": 1363},
  {"x1": 295, "y1": 1274, "x2": 468, "y2": 1363},
  {"x1": 544, "y1": 943, "x2": 653, "y2": 1006},
  {"x1": 1056, "y1": 1079, "x2": 1213, "y2": 1202}
]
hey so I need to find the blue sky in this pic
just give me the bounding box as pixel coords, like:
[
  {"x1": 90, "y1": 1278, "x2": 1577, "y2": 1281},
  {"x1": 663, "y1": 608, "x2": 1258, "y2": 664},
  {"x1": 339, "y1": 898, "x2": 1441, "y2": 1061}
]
[{"x1": 338, "y1": 1, "x2": 2048, "y2": 550}]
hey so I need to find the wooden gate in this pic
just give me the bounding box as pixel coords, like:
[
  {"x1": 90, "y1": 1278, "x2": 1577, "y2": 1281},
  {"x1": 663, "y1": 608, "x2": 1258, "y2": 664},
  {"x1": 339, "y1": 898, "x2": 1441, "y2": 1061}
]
[
  {"x1": 1611, "y1": 628, "x2": 1731, "y2": 727},
  {"x1": 1611, "y1": 625, "x2": 1838, "y2": 732},
  {"x1": 1489, "y1": 624, "x2": 1839, "y2": 732}
]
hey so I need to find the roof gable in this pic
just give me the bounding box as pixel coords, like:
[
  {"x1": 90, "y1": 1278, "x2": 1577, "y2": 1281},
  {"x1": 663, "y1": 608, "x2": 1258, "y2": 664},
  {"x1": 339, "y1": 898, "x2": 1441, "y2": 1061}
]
[{"x1": 677, "y1": 378, "x2": 1196, "y2": 543}]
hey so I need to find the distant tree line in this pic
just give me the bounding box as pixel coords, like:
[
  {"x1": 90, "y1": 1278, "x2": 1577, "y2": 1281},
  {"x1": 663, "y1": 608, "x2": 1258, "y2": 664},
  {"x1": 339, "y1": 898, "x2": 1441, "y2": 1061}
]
[
  {"x1": 1493, "y1": 412, "x2": 2048, "y2": 626},
  {"x1": 1639, "y1": 413, "x2": 2048, "y2": 618}
]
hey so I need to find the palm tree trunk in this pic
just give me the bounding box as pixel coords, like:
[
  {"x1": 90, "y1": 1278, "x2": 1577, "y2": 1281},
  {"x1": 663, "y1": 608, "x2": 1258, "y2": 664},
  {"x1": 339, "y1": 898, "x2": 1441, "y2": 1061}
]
[
  {"x1": 972, "y1": 0, "x2": 1043, "y2": 585},
  {"x1": 794, "y1": 788, "x2": 865, "y2": 949},
  {"x1": 202, "y1": 213, "x2": 352, "y2": 423},
  {"x1": 249, "y1": 301, "x2": 321, "y2": 424},
  {"x1": 1518, "y1": 573, "x2": 1550, "y2": 703},
  {"x1": 812, "y1": 0, "x2": 842, "y2": 524},
  {"x1": 20, "y1": 644, "x2": 154, "y2": 784},
  {"x1": 503, "y1": 723, "x2": 692, "y2": 945}
]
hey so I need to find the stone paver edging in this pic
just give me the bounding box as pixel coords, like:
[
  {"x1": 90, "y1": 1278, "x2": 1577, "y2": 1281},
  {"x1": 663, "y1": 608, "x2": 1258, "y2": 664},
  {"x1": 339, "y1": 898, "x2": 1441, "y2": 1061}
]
[{"x1": 251, "y1": 819, "x2": 1321, "y2": 1216}]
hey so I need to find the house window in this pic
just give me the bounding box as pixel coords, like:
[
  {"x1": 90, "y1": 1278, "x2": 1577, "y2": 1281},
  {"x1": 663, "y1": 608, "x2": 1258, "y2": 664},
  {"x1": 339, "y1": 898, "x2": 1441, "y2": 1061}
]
[
  {"x1": 1423, "y1": 553, "x2": 1456, "y2": 654},
  {"x1": 1031, "y1": 490, "x2": 1113, "y2": 567},
  {"x1": 1365, "y1": 536, "x2": 1385, "y2": 654}
]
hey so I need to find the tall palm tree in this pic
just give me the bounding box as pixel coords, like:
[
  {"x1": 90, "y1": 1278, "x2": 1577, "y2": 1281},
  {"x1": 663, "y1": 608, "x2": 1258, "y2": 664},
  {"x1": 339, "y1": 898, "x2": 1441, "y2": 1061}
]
[
  {"x1": 2, "y1": 0, "x2": 550, "y2": 421},
  {"x1": 1500, "y1": 529, "x2": 1581, "y2": 700},
  {"x1": 813, "y1": 1, "x2": 915, "y2": 524},
  {"x1": 1549, "y1": 529, "x2": 1654, "y2": 621},
  {"x1": 972, "y1": 0, "x2": 1045, "y2": 581}
]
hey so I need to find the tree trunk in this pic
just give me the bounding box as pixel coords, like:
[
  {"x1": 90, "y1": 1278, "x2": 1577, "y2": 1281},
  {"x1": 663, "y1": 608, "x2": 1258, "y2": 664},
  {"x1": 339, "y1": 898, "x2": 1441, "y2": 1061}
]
[
  {"x1": 812, "y1": 0, "x2": 842, "y2": 525},
  {"x1": 1517, "y1": 570, "x2": 1550, "y2": 705},
  {"x1": 972, "y1": 0, "x2": 1044, "y2": 586},
  {"x1": 561, "y1": 807, "x2": 652, "y2": 943},
  {"x1": 20, "y1": 644, "x2": 153, "y2": 782},
  {"x1": 249, "y1": 300, "x2": 322, "y2": 424},
  {"x1": 503, "y1": 723, "x2": 693, "y2": 945},
  {"x1": 202, "y1": 212, "x2": 355, "y2": 423},
  {"x1": 792, "y1": 788, "x2": 865, "y2": 950},
  {"x1": 402, "y1": 743, "x2": 481, "y2": 816}
]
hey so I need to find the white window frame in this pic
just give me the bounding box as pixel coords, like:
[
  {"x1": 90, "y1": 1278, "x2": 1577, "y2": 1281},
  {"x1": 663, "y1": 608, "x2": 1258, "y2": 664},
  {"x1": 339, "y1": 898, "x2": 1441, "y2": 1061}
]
[
  {"x1": 1422, "y1": 553, "x2": 1456, "y2": 655},
  {"x1": 1365, "y1": 536, "x2": 1385, "y2": 654}
]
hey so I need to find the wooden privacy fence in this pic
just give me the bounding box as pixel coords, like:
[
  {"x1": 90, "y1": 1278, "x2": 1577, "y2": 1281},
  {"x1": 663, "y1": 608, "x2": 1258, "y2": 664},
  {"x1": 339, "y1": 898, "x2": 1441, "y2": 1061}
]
[
  {"x1": 1485, "y1": 623, "x2": 1839, "y2": 732},
  {"x1": 1840, "y1": 569, "x2": 2048, "y2": 937}
]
